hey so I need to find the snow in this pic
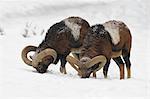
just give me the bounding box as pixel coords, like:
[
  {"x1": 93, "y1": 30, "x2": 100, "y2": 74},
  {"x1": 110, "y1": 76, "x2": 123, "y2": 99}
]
[{"x1": 0, "y1": 0, "x2": 150, "y2": 98}]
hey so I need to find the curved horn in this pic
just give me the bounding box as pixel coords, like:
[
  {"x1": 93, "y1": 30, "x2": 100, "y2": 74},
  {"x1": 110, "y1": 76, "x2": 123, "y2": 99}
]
[
  {"x1": 85, "y1": 55, "x2": 107, "y2": 69},
  {"x1": 32, "y1": 48, "x2": 57, "y2": 67},
  {"x1": 21, "y1": 45, "x2": 37, "y2": 66},
  {"x1": 66, "y1": 55, "x2": 82, "y2": 74}
]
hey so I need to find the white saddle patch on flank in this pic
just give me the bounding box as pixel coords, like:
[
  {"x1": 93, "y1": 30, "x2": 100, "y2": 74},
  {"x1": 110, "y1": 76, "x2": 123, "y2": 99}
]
[
  {"x1": 103, "y1": 22, "x2": 120, "y2": 45},
  {"x1": 64, "y1": 19, "x2": 81, "y2": 41}
]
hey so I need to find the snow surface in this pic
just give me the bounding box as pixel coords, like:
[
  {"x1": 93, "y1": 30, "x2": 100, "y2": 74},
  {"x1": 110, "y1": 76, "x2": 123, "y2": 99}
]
[{"x1": 0, "y1": 0, "x2": 150, "y2": 98}]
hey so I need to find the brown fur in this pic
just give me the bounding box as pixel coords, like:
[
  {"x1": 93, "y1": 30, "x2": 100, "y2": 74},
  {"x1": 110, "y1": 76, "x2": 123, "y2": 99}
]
[
  {"x1": 34, "y1": 17, "x2": 90, "y2": 73},
  {"x1": 79, "y1": 21, "x2": 132, "y2": 79}
]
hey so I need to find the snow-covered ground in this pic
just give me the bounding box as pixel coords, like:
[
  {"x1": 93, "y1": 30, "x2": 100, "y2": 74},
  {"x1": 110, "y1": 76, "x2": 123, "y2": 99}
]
[{"x1": 0, "y1": 0, "x2": 150, "y2": 98}]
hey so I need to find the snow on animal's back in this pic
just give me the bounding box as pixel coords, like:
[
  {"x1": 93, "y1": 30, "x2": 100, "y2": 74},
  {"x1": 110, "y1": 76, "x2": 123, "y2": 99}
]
[
  {"x1": 63, "y1": 17, "x2": 82, "y2": 41},
  {"x1": 103, "y1": 20, "x2": 123, "y2": 45}
]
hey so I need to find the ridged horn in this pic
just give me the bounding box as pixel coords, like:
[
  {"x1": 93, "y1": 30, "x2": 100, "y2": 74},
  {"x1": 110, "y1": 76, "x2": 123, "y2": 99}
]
[
  {"x1": 85, "y1": 55, "x2": 107, "y2": 68},
  {"x1": 66, "y1": 55, "x2": 82, "y2": 74},
  {"x1": 32, "y1": 48, "x2": 57, "y2": 67},
  {"x1": 21, "y1": 45, "x2": 37, "y2": 66}
]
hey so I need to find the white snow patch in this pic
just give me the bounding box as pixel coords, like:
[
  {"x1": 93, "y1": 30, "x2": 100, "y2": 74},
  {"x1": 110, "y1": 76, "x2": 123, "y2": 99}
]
[
  {"x1": 64, "y1": 19, "x2": 81, "y2": 41},
  {"x1": 92, "y1": 25, "x2": 99, "y2": 32}
]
